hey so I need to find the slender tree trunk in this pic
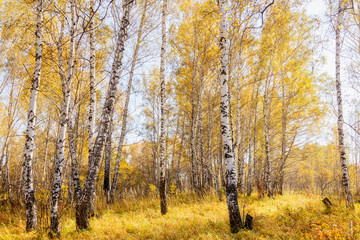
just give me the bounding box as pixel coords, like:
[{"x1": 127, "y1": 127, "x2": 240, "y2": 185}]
[
  {"x1": 75, "y1": 0, "x2": 134, "y2": 229},
  {"x1": 190, "y1": 86, "x2": 198, "y2": 191},
  {"x1": 88, "y1": 0, "x2": 96, "y2": 160},
  {"x1": 170, "y1": 117, "x2": 180, "y2": 184},
  {"x1": 335, "y1": 0, "x2": 354, "y2": 209},
  {"x1": 263, "y1": 85, "x2": 272, "y2": 197},
  {"x1": 196, "y1": 103, "x2": 203, "y2": 192},
  {"x1": 253, "y1": 87, "x2": 259, "y2": 194},
  {"x1": 50, "y1": 0, "x2": 76, "y2": 235},
  {"x1": 277, "y1": 77, "x2": 287, "y2": 195},
  {"x1": 176, "y1": 122, "x2": 185, "y2": 191},
  {"x1": 103, "y1": 113, "x2": 113, "y2": 203},
  {"x1": 88, "y1": 0, "x2": 97, "y2": 217},
  {"x1": 219, "y1": 132, "x2": 225, "y2": 187},
  {"x1": 68, "y1": 114, "x2": 81, "y2": 203},
  {"x1": 199, "y1": 109, "x2": 206, "y2": 190},
  {"x1": 219, "y1": 0, "x2": 242, "y2": 233},
  {"x1": 109, "y1": 0, "x2": 148, "y2": 202},
  {"x1": 42, "y1": 115, "x2": 51, "y2": 180},
  {"x1": 247, "y1": 142, "x2": 253, "y2": 196},
  {"x1": 159, "y1": 0, "x2": 168, "y2": 215},
  {"x1": 355, "y1": 117, "x2": 359, "y2": 196},
  {"x1": 23, "y1": 0, "x2": 43, "y2": 231},
  {"x1": 1, "y1": 145, "x2": 9, "y2": 196},
  {"x1": 236, "y1": 90, "x2": 244, "y2": 193},
  {"x1": 246, "y1": 81, "x2": 258, "y2": 196},
  {"x1": 2, "y1": 147, "x2": 9, "y2": 201}
]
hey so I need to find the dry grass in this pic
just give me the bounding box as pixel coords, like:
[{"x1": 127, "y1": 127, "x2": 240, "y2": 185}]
[{"x1": 1, "y1": 192, "x2": 360, "y2": 239}]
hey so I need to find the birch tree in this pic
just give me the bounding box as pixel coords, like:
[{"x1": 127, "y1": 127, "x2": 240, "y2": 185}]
[
  {"x1": 109, "y1": 0, "x2": 149, "y2": 202},
  {"x1": 159, "y1": 0, "x2": 168, "y2": 215},
  {"x1": 23, "y1": 0, "x2": 43, "y2": 231},
  {"x1": 335, "y1": 0, "x2": 354, "y2": 209},
  {"x1": 218, "y1": 0, "x2": 242, "y2": 233},
  {"x1": 50, "y1": 0, "x2": 76, "y2": 235},
  {"x1": 263, "y1": 77, "x2": 272, "y2": 197},
  {"x1": 75, "y1": 0, "x2": 134, "y2": 229},
  {"x1": 88, "y1": 0, "x2": 97, "y2": 216}
]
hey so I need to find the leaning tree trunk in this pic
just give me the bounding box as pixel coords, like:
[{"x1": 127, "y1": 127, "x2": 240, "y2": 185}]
[
  {"x1": 88, "y1": 0, "x2": 97, "y2": 217},
  {"x1": 335, "y1": 0, "x2": 354, "y2": 209},
  {"x1": 75, "y1": 0, "x2": 134, "y2": 230},
  {"x1": 109, "y1": 0, "x2": 148, "y2": 202},
  {"x1": 50, "y1": 0, "x2": 76, "y2": 236},
  {"x1": 159, "y1": 0, "x2": 168, "y2": 215},
  {"x1": 23, "y1": 0, "x2": 43, "y2": 231},
  {"x1": 218, "y1": 0, "x2": 242, "y2": 233}
]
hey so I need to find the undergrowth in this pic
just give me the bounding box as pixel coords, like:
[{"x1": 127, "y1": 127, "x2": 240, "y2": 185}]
[{"x1": 0, "y1": 192, "x2": 359, "y2": 239}]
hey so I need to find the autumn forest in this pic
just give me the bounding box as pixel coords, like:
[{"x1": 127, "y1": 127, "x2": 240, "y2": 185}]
[{"x1": 1, "y1": 0, "x2": 360, "y2": 239}]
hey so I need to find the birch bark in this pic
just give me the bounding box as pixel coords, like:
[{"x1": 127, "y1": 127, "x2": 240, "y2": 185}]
[
  {"x1": 219, "y1": 0, "x2": 242, "y2": 233},
  {"x1": 159, "y1": 0, "x2": 168, "y2": 215},
  {"x1": 263, "y1": 78, "x2": 272, "y2": 197},
  {"x1": 335, "y1": 0, "x2": 354, "y2": 209},
  {"x1": 23, "y1": 0, "x2": 43, "y2": 231},
  {"x1": 88, "y1": 0, "x2": 97, "y2": 216}
]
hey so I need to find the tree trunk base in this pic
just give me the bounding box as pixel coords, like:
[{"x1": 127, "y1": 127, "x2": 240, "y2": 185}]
[
  {"x1": 244, "y1": 214, "x2": 253, "y2": 230},
  {"x1": 76, "y1": 202, "x2": 90, "y2": 230},
  {"x1": 49, "y1": 215, "x2": 60, "y2": 238}
]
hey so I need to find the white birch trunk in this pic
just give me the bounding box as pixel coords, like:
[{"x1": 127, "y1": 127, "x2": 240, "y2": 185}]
[
  {"x1": 88, "y1": 0, "x2": 97, "y2": 218},
  {"x1": 159, "y1": 0, "x2": 168, "y2": 215},
  {"x1": 88, "y1": 0, "x2": 96, "y2": 158},
  {"x1": 219, "y1": 0, "x2": 242, "y2": 233},
  {"x1": 23, "y1": 0, "x2": 43, "y2": 231},
  {"x1": 263, "y1": 90, "x2": 272, "y2": 197},
  {"x1": 335, "y1": 0, "x2": 354, "y2": 209}
]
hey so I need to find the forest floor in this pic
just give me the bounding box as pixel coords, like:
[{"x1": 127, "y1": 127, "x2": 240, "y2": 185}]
[{"x1": 0, "y1": 192, "x2": 359, "y2": 239}]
